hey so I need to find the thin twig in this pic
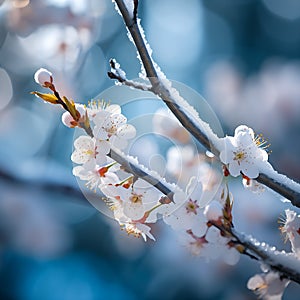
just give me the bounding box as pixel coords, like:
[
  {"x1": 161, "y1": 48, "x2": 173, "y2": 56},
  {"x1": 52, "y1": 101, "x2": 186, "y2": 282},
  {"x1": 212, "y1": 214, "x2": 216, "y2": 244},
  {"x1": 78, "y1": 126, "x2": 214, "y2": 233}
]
[
  {"x1": 113, "y1": 0, "x2": 300, "y2": 208},
  {"x1": 231, "y1": 228, "x2": 300, "y2": 284},
  {"x1": 209, "y1": 220, "x2": 300, "y2": 283}
]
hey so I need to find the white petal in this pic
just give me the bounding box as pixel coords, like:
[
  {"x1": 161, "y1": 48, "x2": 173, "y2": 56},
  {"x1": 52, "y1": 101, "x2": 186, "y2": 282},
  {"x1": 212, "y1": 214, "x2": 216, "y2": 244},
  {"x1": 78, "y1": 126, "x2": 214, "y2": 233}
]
[
  {"x1": 34, "y1": 68, "x2": 52, "y2": 85},
  {"x1": 93, "y1": 126, "x2": 108, "y2": 140},
  {"x1": 228, "y1": 162, "x2": 241, "y2": 177},
  {"x1": 117, "y1": 124, "x2": 136, "y2": 139},
  {"x1": 106, "y1": 104, "x2": 121, "y2": 114},
  {"x1": 71, "y1": 150, "x2": 90, "y2": 164},
  {"x1": 110, "y1": 136, "x2": 128, "y2": 149},
  {"x1": 113, "y1": 114, "x2": 127, "y2": 125},
  {"x1": 123, "y1": 202, "x2": 145, "y2": 220},
  {"x1": 96, "y1": 140, "x2": 110, "y2": 155},
  {"x1": 242, "y1": 163, "x2": 259, "y2": 178},
  {"x1": 74, "y1": 136, "x2": 94, "y2": 150}
]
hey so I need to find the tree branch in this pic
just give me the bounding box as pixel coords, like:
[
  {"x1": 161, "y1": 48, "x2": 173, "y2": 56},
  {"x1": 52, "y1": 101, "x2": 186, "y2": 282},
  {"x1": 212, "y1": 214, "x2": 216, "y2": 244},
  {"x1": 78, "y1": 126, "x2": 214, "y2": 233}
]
[
  {"x1": 113, "y1": 0, "x2": 300, "y2": 208},
  {"x1": 231, "y1": 228, "x2": 300, "y2": 284},
  {"x1": 110, "y1": 147, "x2": 174, "y2": 201},
  {"x1": 108, "y1": 59, "x2": 152, "y2": 91},
  {"x1": 210, "y1": 221, "x2": 300, "y2": 284}
]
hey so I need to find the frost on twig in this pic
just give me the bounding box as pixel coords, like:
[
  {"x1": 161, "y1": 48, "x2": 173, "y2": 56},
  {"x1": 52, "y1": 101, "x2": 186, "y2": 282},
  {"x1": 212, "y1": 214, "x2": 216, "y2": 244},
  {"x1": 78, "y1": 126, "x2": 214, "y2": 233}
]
[
  {"x1": 107, "y1": 59, "x2": 152, "y2": 91},
  {"x1": 112, "y1": 0, "x2": 300, "y2": 208},
  {"x1": 231, "y1": 228, "x2": 300, "y2": 284}
]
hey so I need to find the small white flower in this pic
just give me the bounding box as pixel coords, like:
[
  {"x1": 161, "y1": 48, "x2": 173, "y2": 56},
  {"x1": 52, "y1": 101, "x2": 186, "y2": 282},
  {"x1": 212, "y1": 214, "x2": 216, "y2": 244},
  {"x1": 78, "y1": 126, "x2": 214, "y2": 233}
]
[
  {"x1": 163, "y1": 180, "x2": 207, "y2": 237},
  {"x1": 102, "y1": 179, "x2": 160, "y2": 221},
  {"x1": 71, "y1": 136, "x2": 107, "y2": 169},
  {"x1": 247, "y1": 271, "x2": 289, "y2": 299},
  {"x1": 281, "y1": 209, "x2": 300, "y2": 257},
  {"x1": 123, "y1": 223, "x2": 155, "y2": 242},
  {"x1": 93, "y1": 107, "x2": 136, "y2": 150},
  {"x1": 220, "y1": 125, "x2": 268, "y2": 178},
  {"x1": 110, "y1": 200, "x2": 156, "y2": 241},
  {"x1": 73, "y1": 165, "x2": 119, "y2": 191},
  {"x1": 87, "y1": 101, "x2": 121, "y2": 121},
  {"x1": 34, "y1": 68, "x2": 53, "y2": 87}
]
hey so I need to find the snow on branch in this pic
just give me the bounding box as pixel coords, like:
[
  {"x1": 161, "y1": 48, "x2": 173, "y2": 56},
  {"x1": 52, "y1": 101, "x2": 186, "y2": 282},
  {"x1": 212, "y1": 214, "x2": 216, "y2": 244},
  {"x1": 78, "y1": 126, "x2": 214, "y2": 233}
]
[{"x1": 112, "y1": 0, "x2": 300, "y2": 208}]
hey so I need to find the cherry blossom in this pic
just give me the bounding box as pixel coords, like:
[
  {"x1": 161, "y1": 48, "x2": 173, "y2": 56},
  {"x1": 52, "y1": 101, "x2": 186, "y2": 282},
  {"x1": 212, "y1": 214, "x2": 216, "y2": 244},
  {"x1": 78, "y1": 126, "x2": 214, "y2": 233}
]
[
  {"x1": 280, "y1": 209, "x2": 300, "y2": 257},
  {"x1": 162, "y1": 179, "x2": 207, "y2": 237},
  {"x1": 93, "y1": 105, "x2": 136, "y2": 150},
  {"x1": 73, "y1": 165, "x2": 119, "y2": 191},
  {"x1": 220, "y1": 125, "x2": 268, "y2": 178},
  {"x1": 71, "y1": 135, "x2": 108, "y2": 169},
  {"x1": 247, "y1": 271, "x2": 289, "y2": 299},
  {"x1": 107, "y1": 197, "x2": 155, "y2": 241},
  {"x1": 102, "y1": 178, "x2": 161, "y2": 221}
]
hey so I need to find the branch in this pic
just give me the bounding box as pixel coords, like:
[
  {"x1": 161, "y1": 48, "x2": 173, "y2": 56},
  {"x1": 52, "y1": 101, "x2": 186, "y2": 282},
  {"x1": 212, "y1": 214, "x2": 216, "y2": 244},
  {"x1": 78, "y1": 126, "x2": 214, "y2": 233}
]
[
  {"x1": 107, "y1": 59, "x2": 152, "y2": 91},
  {"x1": 210, "y1": 221, "x2": 300, "y2": 284},
  {"x1": 3, "y1": 161, "x2": 299, "y2": 283},
  {"x1": 80, "y1": 119, "x2": 175, "y2": 201},
  {"x1": 110, "y1": 147, "x2": 174, "y2": 201},
  {"x1": 231, "y1": 228, "x2": 300, "y2": 284},
  {"x1": 113, "y1": 0, "x2": 300, "y2": 208}
]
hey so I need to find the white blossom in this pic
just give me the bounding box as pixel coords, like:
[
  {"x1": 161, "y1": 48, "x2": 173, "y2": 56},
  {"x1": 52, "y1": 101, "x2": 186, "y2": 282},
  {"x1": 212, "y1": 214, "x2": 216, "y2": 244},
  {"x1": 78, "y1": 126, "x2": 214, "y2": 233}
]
[
  {"x1": 71, "y1": 135, "x2": 108, "y2": 169},
  {"x1": 73, "y1": 165, "x2": 119, "y2": 191},
  {"x1": 102, "y1": 179, "x2": 161, "y2": 221},
  {"x1": 109, "y1": 199, "x2": 155, "y2": 241},
  {"x1": 281, "y1": 209, "x2": 300, "y2": 257},
  {"x1": 93, "y1": 106, "x2": 136, "y2": 150},
  {"x1": 247, "y1": 271, "x2": 289, "y2": 300},
  {"x1": 220, "y1": 125, "x2": 268, "y2": 178},
  {"x1": 163, "y1": 179, "x2": 207, "y2": 237}
]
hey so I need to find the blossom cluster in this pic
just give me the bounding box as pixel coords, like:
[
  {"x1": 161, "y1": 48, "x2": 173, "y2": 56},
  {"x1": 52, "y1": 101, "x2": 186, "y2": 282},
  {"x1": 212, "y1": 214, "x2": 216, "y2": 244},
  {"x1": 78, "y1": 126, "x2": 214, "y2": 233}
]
[{"x1": 33, "y1": 67, "x2": 300, "y2": 299}]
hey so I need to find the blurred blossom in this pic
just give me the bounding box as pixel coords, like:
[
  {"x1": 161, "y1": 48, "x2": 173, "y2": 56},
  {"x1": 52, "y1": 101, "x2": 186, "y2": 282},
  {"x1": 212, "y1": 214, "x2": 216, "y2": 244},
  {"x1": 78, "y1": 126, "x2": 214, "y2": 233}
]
[
  {"x1": 0, "y1": 67, "x2": 13, "y2": 110},
  {"x1": 19, "y1": 25, "x2": 90, "y2": 71},
  {"x1": 205, "y1": 60, "x2": 300, "y2": 137},
  {"x1": 12, "y1": 0, "x2": 30, "y2": 9}
]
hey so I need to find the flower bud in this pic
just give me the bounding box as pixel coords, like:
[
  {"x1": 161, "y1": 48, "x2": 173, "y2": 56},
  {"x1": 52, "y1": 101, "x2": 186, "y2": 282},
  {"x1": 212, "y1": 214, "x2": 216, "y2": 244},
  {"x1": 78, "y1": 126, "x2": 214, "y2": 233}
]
[
  {"x1": 34, "y1": 68, "x2": 53, "y2": 87},
  {"x1": 204, "y1": 201, "x2": 223, "y2": 221}
]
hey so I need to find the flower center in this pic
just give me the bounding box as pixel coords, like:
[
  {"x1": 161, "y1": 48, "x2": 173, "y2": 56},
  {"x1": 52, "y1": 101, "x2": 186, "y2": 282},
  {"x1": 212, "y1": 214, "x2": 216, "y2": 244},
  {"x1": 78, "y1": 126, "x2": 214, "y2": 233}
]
[
  {"x1": 84, "y1": 149, "x2": 94, "y2": 156},
  {"x1": 233, "y1": 151, "x2": 245, "y2": 162},
  {"x1": 106, "y1": 124, "x2": 118, "y2": 136},
  {"x1": 130, "y1": 193, "x2": 143, "y2": 204},
  {"x1": 186, "y1": 199, "x2": 199, "y2": 214}
]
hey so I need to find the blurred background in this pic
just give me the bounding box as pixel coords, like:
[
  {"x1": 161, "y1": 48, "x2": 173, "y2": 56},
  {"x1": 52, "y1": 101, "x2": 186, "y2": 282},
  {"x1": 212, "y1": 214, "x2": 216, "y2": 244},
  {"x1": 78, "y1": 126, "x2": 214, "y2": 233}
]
[{"x1": 1, "y1": 0, "x2": 300, "y2": 299}]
